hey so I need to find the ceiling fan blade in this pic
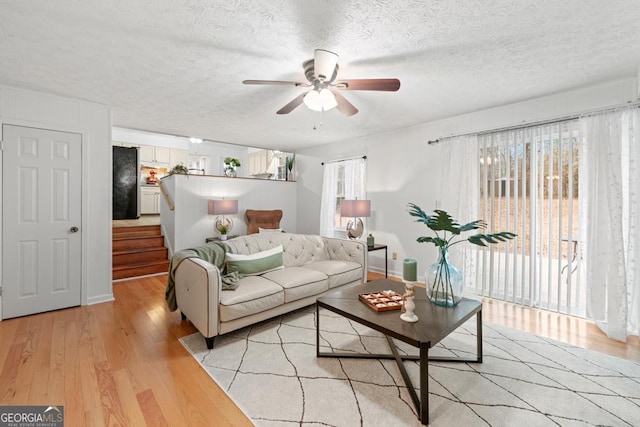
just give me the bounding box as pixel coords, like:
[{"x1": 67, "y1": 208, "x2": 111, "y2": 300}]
[
  {"x1": 330, "y1": 90, "x2": 358, "y2": 116},
  {"x1": 243, "y1": 80, "x2": 305, "y2": 86},
  {"x1": 276, "y1": 93, "x2": 307, "y2": 114},
  {"x1": 334, "y1": 78, "x2": 401, "y2": 91}
]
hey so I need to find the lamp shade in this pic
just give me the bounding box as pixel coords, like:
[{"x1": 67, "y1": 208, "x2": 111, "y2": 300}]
[
  {"x1": 208, "y1": 199, "x2": 238, "y2": 215},
  {"x1": 340, "y1": 199, "x2": 371, "y2": 217}
]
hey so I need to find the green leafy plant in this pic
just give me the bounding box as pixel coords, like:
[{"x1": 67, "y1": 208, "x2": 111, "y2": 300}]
[
  {"x1": 407, "y1": 203, "x2": 516, "y2": 249},
  {"x1": 408, "y1": 203, "x2": 517, "y2": 306},
  {"x1": 218, "y1": 224, "x2": 229, "y2": 235},
  {"x1": 286, "y1": 154, "x2": 295, "y2": 172},
  {"x1": 169, "y1": 163, "x2": 189, "y2": 175},
  {"x1": 224, "y1": 157, "x2": 241, "y2": 167}
]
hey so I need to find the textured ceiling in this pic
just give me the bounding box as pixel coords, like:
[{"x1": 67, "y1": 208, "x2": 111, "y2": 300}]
[{"x1": 1, "y1": 1, "x2": 639, "y2": 151}]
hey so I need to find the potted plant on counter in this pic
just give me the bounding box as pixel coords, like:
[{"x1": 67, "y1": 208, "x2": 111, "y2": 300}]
[
  {"x1": 286, "y1": 154, "x2": 295, "y2": 181},
  {"x1": 223, "y1": 157, "x2": 241, "y2": 177},
  {"x1": 169, "y1": 163, "x2": 189, "y2": 175}
]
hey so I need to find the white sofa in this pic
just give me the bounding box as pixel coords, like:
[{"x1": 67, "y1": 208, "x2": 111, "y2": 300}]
[{"x1": 173, "y1": 232, "x2": 368, "y2": 348}]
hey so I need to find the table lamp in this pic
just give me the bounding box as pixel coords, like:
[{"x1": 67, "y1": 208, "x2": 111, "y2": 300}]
[{"x1": 340, "y1": 199, "x2": 371, "y2": 239}]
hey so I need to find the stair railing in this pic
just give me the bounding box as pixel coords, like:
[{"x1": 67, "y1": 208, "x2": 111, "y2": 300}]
[{"x1": 158, "y1": 180, "x2": 175, "y2": 211}]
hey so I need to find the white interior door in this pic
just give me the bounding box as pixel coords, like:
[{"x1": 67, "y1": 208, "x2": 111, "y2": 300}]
[{"x1": 2, "y1": 124, "x2": 82, "y2": 318}]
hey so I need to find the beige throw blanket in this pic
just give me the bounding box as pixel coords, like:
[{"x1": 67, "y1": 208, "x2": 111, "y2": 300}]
[{"x1": 165, "y1": 241, "x2": 239, "y2": 312}]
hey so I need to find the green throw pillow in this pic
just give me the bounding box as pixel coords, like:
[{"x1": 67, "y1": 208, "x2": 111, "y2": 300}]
[{"x1": 226, "y1": 245, "x2": 284, "y2": 276}]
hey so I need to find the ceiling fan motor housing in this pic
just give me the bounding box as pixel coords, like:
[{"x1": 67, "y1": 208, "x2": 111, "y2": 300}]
[
  {"x1": 309, "y1": 49, "x2": 339, "y2": 82},
  {"x1": 304, "y1": 61, "x2": 338, "y2": 85}
]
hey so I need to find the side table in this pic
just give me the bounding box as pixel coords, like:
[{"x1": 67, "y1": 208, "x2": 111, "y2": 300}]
[
  {"x1": 367, "y1": 244, "x2": 388, "y2": 278},
  {"x1": 206, "y1": 236, "x2": 239, "y2": 243}
]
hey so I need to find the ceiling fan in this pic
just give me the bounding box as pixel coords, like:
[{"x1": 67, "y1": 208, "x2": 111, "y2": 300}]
[{"x1": 242, "y1": 49, "x2": 400, "y2": 116}]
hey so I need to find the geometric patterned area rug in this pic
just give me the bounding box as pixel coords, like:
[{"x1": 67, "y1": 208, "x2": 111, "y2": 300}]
[{"x1": 180, "y1": 306, "x2": 640, "y2": 426}]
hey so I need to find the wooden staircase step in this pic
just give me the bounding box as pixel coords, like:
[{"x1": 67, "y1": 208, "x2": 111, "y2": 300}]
[
  {"x1": 112, "y1": 259, "x2": 170, "y2": 280},
  {"x1": 113, "y1": 235, "x2": 165, "y2": 252},
  {"x1": 113, "y1": 230, "x2": 162, "y2": 238},
  {"x1": 113, "y1": 247, "x2": 168, "y2": 267},
  {"x1": 113, "y1": 225, "x2": 160, "y2": 235}
]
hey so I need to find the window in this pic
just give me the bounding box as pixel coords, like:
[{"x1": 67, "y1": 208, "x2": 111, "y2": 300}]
[{"x1": 320, "y1": 158, "x2": 366, "y2": 237}]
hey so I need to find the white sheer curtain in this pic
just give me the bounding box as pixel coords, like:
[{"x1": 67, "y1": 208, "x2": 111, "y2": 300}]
[
  {"x1": 580, "y1": 108, "x2": 640, "y2": 340},
  {"x1": 319, "y1": 158, "x2": 366, "y2": 237},
  {"x1": 437, "y1": 135, "x2": 479, "y2": 289},
  {"x1": 319, "y1": 163, "x2": 338, "y2": 237}
]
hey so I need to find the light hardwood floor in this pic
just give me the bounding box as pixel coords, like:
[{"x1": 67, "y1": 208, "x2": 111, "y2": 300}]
[{"x1": 0, "y1": 272, "x2": 638, "y2": 426}]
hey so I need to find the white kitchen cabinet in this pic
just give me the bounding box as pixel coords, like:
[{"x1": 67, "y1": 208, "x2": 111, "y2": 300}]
[
  {"x1": 248, "y1": 150, "x2": 274, "y2": 176},
  {"x1": 170, "y1": 149, "x2": 189, "y2": 169},
  {"x1": 140, "y1": 145, "x2": 170, "y2": 163},
  {"x1": 141, "y1": 186, "x2": 161, "y2": 214}
]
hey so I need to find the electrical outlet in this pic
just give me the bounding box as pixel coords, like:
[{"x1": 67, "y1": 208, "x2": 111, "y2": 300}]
[{"x1": 392, "y1": 252, "x2": 398, "y2": 260}]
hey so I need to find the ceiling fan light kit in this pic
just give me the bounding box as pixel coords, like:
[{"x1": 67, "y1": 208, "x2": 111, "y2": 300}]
[
  {"x1": 242, "y1": 49, "x2": 400, "y2": 117},
  {"x1": 303, "y1": 88, "x2": 338, "y2": 111}
]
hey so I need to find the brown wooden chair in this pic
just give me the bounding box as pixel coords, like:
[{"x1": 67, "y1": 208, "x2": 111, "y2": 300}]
[{"x1": 245, "y1": 209, "x2": 283, "y2": 234}]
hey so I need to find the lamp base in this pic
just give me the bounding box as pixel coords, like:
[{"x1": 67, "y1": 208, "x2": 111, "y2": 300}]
[
  {"x1": 215, "y1": 216, "x2": 233, "y2": 235},
  {"x1": 346, "y1": 218, "x2": 364, "y2": 240}
]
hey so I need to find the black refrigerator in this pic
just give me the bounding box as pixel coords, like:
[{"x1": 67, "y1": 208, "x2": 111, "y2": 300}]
[{"x1": 113, "y1": 146, "x2": 140, "y2": 220}]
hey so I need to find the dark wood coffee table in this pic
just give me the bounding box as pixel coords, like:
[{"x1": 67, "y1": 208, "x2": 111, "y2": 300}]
[{"x1": 316, "y1": 279, "x2": 482, "y2": 425}]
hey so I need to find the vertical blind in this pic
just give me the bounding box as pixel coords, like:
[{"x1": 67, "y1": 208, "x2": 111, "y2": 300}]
[{"x1": 474, "y1": 120, "x2": 585, "y2": 316}]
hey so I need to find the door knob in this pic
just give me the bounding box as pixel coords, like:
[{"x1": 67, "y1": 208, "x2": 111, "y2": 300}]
[{"x1": 70, "y1": 226, "x2": 79, "y2": 233}]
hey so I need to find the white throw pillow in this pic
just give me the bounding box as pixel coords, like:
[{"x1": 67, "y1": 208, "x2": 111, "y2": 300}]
[
  {"x1": 226, "y1": 245, "x2": 284, "y2": 276},
  {"x1": 259, "y1": 227, "x2": 283, "y2": 233}
]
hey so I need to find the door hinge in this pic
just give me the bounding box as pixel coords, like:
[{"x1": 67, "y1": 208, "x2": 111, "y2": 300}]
[{"x1": 0, "y1": 286, "x2": 2, "y2": 296}]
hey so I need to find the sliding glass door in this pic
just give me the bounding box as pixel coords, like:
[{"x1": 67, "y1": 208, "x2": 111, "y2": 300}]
[{"x1": 474, "y1": 120, "x2": 585, "y2": 316}]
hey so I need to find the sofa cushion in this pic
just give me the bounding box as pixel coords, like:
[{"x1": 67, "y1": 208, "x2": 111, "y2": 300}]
[
  {"x1": 303, "y1": 260, "x2": 363, "y2": 288},
  {"x1": 219, "y1": 276, "x2": 284, "y2": 322},
  {"x1": 226, "y1": 245, "x2": 284, "y2": 276},
  {"x1": 225, "y1": 234, "x2": 330, "y2": 267},
  {"x1": 259, "y1": 227, "x2": 282, "y2": 233},
  {"x1": 262, "y1": 267, "x2": 329, "y2": 303}
]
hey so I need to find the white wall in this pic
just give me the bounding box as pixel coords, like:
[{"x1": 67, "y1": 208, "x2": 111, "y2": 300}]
[
  {"x1": 161, "y1": 174, "x2": 297, "y2": 252},
  {"x1": 0, "y1": 85, "x2": 113, "y2": 318},
  {"x1": 113, "y1": 127, "x2": 190, "y2": 150},
  {"x1": 296, "y1": 77, "x2": 639, "y2": 280}
]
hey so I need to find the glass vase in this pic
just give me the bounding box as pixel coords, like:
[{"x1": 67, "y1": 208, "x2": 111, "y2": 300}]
[
  {"x1": 224, "y1": 165, "x2": 237, "y2": 177},
  {"x1": 425, "y1": 247, "x2": 463, "y2": 307}
]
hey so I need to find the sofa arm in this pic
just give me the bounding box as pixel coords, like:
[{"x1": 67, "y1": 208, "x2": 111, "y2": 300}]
[
  {"x1": 323, "y1": 237, "x2": 368, "y2": 282},
  {"x1": 174, "y1": 257, "x2": 221, "y2": 339}
]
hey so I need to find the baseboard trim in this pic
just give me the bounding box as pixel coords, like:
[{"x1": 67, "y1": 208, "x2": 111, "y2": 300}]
[
  {"x1": 87, "y1": 293, "x2": 115, "y2": 305},
  {"x1": 112, "y1": 272, "x2": 168, "y2": 283}
]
